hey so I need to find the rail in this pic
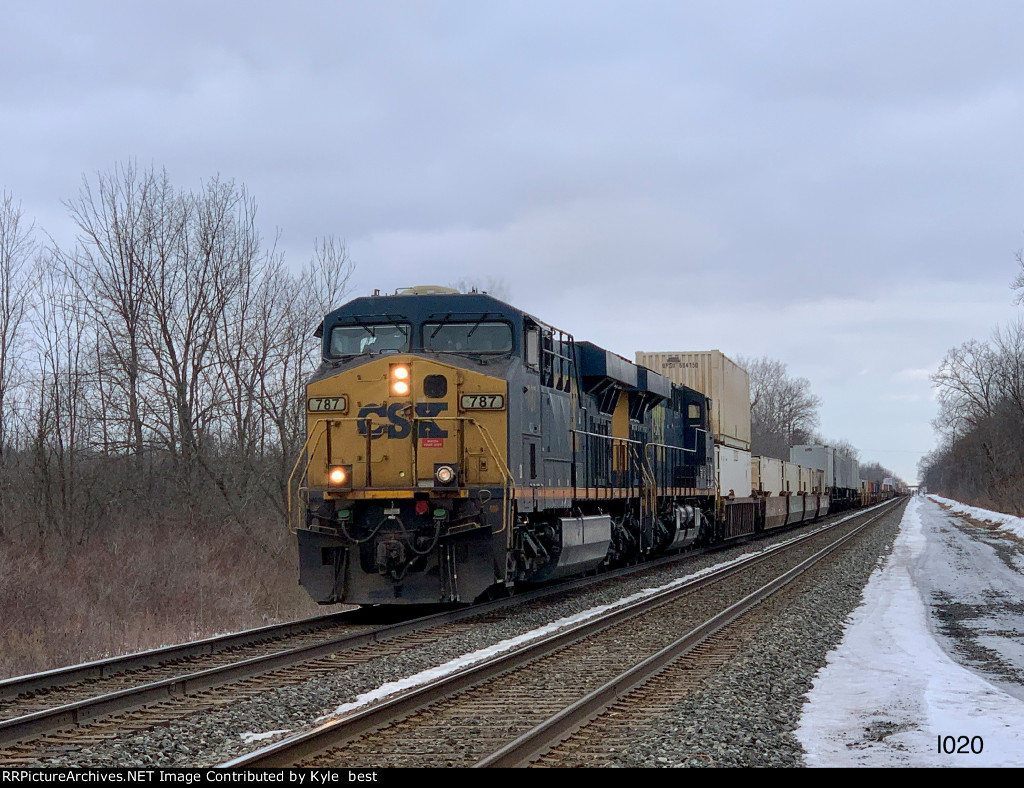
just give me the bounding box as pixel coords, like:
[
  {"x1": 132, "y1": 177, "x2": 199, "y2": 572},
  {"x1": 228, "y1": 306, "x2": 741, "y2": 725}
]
[{"x1": 475, "y1": 499, "x2": 900, "y2": 767}]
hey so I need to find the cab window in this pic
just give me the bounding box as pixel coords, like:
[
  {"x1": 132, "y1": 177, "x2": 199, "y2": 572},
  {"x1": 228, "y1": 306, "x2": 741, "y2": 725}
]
[
  {"x1": 423, "y1": 322, "x2": 513, "y2": 354},
  {"x1": 329, "y1": 323, "x2": 411, "y2": 356}
]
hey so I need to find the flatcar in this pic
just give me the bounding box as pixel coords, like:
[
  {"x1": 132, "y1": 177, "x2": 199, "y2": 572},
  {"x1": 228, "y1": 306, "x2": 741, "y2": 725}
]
[{"x1": 289, "y1": 286, "x2": 835, "y2": 606}]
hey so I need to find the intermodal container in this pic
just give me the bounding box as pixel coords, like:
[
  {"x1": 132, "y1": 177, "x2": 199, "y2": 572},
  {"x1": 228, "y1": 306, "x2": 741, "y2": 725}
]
[
  {"x1": 753, "y1": 456, "x2": 784, "y2": 495},
  {"x1": 636, "y1": 349, "x2": 751, "y2": 451}
]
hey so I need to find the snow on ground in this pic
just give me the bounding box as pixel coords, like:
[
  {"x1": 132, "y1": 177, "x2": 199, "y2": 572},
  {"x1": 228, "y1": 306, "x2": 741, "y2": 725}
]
[
  {"x1": 239, "y1": 730, "x2": 290, "y2": 744},
  {"x1": 796, "y1": 495, "x2": 1024, "y2": 767},
  {"x1": 929, "y1": 495, "x2": 1024, "y2": 540},
  {"x1": 241, "y1": 498, "x2": 1024, "y2": 767}
]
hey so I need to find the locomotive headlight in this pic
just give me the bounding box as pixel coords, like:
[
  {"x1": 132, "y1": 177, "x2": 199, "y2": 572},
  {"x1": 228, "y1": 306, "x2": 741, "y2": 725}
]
[
  {"x1": 391, "y1": 364, "x2": 411, "y2": 396},
  {"x1": 434, "y1": 463, "x2": 458, "y2": 487},
  {"x1": 436, "y1": 465, "x2": 454, "y2": 484},
  {"x1": 328, "y1": 464, "x2": 352, "y2": 488}
]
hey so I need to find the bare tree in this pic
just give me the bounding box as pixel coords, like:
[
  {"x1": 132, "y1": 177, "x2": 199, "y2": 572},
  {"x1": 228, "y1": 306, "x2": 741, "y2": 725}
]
[
  {"x1": 139, "y1": 175, "x2": 256, "y2": 483},
  {"x1": 737, "y1": 355, "x2": 822, "y2": 460},
  {"x1": 263, "y1": 237, "x2": 356, "y2": 511},
  {"x1": 1013, "y1": 248, "x2": 1024, "y2": 304},
  {"x1": 824, "y1": 438, "x2": 860, "y2": 463},
  {"x1": 304, "y1": 236, "x2": 355, "y2": 322},
  {"x1": 61, "y1": 164, "x2": 163, "y2": 464},
  {"x1": 30, "y1": 253, "x2": 98, "y2": 545},
  {"x1": 57, "y1": 164, "x2": 356, "y2": 506},
  {"x1": 0, "y1": 190, "x2": 37, "y2": 459},
  {"x1": 991, "y1": 319, "x2": 1024, "y2": 420},
  {"x1": 859, "y1": 461, "x2": 899, "y2": 485},
  {"x1": 0, "y1": 167, "x2": 364, "y2": 677},
  {"x1": 932, "y1": 339, "x2": 1000, "y2": 441},
  {"x1": 928, "y1": 319, "x2": 1024, "y2": 512}
]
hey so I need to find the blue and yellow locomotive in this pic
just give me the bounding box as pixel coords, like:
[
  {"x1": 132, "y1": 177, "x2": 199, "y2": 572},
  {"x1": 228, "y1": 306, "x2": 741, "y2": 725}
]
[{"x1": 292, "y1": 286, "x2": 717, "y2": 605}]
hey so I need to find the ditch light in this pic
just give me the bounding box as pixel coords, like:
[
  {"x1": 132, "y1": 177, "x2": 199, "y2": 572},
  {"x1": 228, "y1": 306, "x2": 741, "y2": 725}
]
[{"x1": 391, "y1": 364, "x2": 411, "y2": 396}]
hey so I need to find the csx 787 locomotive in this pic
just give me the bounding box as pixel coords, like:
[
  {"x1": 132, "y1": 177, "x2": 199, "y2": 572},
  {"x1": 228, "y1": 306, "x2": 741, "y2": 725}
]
[{"x1": 291, "y1": 286, "x2": 728, "y2": 605}]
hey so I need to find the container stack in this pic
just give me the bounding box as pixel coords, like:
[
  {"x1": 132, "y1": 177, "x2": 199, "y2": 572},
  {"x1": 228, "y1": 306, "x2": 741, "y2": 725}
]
[{"x1": 636, "y1": 350, "x2": 751, "y2": 497}]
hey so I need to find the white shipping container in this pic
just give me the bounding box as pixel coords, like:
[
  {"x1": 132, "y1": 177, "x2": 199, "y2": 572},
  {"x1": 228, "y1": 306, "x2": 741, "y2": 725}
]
[
  {"x1": 782, "y1": 460, "x2": 801, "y2": 493},
  {"x1": 753, "y1": 456, "x2": 784, "y2": 495},
  {"x1": 791, "y1": 445, "x2": 859, "y2": 491},
  {"x1": 636, "y1": 349, "x2": 751, "y2": 450},
  {"x1": 791, "y1": 445, "x2": 836, "y2": 489},
  {"x1": 835, "y1": 452, "x2": 860, "y2": 491},
  {"x1": 716, "y1": 445, "x2": 752, "y2": 498}
]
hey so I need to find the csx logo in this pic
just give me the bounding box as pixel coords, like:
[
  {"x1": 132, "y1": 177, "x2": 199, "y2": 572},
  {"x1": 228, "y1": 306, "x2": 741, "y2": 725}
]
[{"x1": 357, "y1": 402, "x2": 449, "y2": 440}]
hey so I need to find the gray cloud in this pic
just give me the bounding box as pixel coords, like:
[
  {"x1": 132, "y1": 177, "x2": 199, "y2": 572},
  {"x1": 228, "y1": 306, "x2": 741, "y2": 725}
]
[{"x1": 4, "y1": 1, "x2": 1024, "y2": 482}]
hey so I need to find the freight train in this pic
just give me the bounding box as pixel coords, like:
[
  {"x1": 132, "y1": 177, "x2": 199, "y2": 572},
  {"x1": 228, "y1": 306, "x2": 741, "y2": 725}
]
[{"x1": 290, "y1": 286, "x2": 877, "y2": 606}]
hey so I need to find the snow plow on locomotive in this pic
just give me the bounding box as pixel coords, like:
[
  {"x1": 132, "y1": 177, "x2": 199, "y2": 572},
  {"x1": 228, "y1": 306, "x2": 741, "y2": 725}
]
[{"x1": 289, "y1": 287, "x2": 861, "y2": 606}]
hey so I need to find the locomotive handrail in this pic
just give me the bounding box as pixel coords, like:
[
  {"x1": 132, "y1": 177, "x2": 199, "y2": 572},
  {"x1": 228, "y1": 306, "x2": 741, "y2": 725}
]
[
  {"x1": 467, "y1": 418, "x2": 515, "y2": 537},
  {"x1": 569, "y1": 428, "x2": 643, "y2": 496},
  {"x1": 286, "y1": 420, "x2": 329, "y2": 535},
  {"x1": 569, "y1": 428, "x2": 642, "y2": 445},
  {"x1": 643, "y1": 435, "x2": 714, "y2": 494},
  {"x1": 643, "y1": 431, "x2": 709, "y2": 457},
  {"x1": 632, "y1": 445, "x2": 658, "y2": 551},
  {"x1": 286, "y1": 416, "x2": 369, "y2": 534}
]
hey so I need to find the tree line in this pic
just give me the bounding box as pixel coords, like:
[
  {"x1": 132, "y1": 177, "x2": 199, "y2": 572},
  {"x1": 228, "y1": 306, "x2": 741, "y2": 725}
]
[
  {"x1": 1, "y1": 162, "x2": 911, "y2": 546},
  {"x1": 739, "y1": 355, "x2": 822, "y2": 460},
  {"x1": 0, "y1": 161, "x2": 908, "y2": 675},
  {"x1": 921, "y1": 293, "x2": 1024, "y2": 513},
  {"x1": 0, "y1": 164, "x2": 353, "y2": 548},
  {"x1": 0, "y1": 164, "x2": 357, "y2": 677}
]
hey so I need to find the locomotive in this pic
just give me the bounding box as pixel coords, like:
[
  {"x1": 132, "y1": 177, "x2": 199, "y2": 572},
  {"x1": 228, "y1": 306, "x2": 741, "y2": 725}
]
[{"x1": 290, "y1": 286, "x2": 837, "y2": 606}]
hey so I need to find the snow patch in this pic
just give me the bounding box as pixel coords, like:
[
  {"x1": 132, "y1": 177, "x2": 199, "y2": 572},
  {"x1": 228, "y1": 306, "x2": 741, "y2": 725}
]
[
  {"x1": 240, "y1": 729, "x2": 290, "y2": 744},
  {"x1": 929, "y1": 495, "x2": 1024, "y2": 541}
]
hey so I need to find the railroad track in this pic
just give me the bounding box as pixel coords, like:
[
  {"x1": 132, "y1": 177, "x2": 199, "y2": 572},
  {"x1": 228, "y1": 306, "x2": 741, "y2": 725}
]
[
  {"x1": 0, "y1": 501, "x2": 895, "y2": 766},
  {"x1": 0, "y1": 596, "x2": 549, "y2": 760},
  {"x1": 224, "y1": 499, "x2": 903, "y2": 768}
]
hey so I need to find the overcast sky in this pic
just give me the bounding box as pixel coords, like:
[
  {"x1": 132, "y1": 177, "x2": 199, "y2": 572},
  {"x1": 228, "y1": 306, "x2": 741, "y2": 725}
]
[{"x1": 5, "y1": 1, "x2": 1024, "y2": 484}]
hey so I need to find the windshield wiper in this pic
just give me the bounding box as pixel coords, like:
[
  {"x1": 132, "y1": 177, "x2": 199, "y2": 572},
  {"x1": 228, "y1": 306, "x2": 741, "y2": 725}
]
[
  {"x1": 466, "y1": 312, "x2": 491, "y2": 339},
  {"x1": 338, "y1": 316, "x2": 376, "y2": 337},
  {"x1": 430, "y1": 312, "x2": 454, "y2": 339}
]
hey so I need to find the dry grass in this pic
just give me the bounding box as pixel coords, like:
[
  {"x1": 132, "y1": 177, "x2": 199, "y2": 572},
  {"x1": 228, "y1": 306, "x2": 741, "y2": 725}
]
[{"x1": 0, "y1": 514, "x2": 329, "y2": 680}]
